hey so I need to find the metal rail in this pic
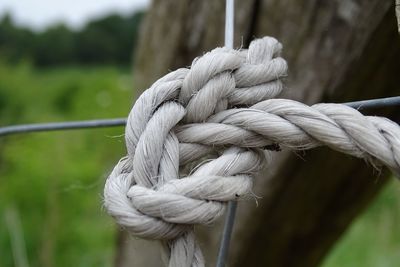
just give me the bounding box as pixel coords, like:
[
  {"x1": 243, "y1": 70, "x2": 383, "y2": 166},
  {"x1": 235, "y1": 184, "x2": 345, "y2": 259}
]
[
  {"x1": 0, "y1": 118, "x2": 126, "y2": 137},
  {"x1": 1, "y1": 96, "x2": 399, "y2": 137},
  {"x1": 343, "y1": 96, "x2": 400, "y2": 110}
]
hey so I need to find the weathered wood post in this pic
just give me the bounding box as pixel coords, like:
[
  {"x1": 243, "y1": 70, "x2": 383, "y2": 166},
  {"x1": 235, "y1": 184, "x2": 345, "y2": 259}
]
[{"x1": 116, "y1": 1, "x2": 400, "y2": 266}]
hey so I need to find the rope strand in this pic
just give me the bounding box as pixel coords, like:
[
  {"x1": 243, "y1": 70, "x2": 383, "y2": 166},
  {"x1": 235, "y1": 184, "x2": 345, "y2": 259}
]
[{"x1": 104, "y1": 36, "x2": 400, "y2": 266}]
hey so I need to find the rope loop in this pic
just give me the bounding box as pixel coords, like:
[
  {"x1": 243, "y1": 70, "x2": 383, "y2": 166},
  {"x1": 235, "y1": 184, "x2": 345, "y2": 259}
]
[{"x1": 104, "y1": 36, "x2": 400, "y2": 267}]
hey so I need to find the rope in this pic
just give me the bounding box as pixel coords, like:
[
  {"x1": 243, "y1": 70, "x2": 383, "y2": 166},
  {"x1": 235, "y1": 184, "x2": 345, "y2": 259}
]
[{"x1": 103, "y1": 37, "x2": 400, "y2": 267}]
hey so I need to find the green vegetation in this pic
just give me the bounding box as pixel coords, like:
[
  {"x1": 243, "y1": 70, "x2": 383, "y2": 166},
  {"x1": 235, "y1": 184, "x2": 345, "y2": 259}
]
[
  {"x1": 0, "y1": 11, "x2": 144, "y2": 66},
  {"x1": 323, "y1": 180, "x2": 400, "y2": 267},
  {"x1": 0, "y1": 62, "x2": 134, "y2": 267}
]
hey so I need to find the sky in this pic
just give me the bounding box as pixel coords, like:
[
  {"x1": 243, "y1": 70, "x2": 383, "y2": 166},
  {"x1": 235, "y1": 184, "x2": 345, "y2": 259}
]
[{"x1": 0, "y1": 0, "x2": 150, "y2": 31}]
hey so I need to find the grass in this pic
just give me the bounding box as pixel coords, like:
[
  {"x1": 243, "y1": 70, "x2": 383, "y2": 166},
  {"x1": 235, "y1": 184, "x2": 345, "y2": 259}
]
[
  {"x1": 0, "y1": 61, "x2": 399, "y2": 267},
  {"x1": 0, "y1": 62, "x2": 133, "y2": 267},
  {"x1": 322, "y1": 179, "x2": 400, "y2": 267}
]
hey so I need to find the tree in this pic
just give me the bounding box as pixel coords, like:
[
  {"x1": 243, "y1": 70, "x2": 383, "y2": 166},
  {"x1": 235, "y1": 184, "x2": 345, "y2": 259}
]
[
  {"x1": 116, "y1": 1, "x2": 400, "y2": 266},
  {"x1": 76, "y1": 12, "x2": 144, "y2": 65},
  {"x1": 0, "y1": 13, "x2": 35, "y2": 62},
  {"x1": 34, "y1": 24, "x2": 76, "y2": 66},
  {"x1": 0, "y1": 11, "x2": 145, "y2": 66}
]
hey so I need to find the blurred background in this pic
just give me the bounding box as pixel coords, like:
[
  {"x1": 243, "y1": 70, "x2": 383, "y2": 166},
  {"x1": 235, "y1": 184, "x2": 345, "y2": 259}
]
[
  {"x1": 0, "y1": 1, "x2": 147, "y2": 266},
  {"x1": 0, "y1": 0, "x2": 399, "y2": 267}
]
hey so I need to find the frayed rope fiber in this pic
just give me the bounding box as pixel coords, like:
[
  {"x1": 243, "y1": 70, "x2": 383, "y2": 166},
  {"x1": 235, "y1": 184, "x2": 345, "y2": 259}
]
[{"x1": 104, "y1": 37, "x2": 400, "y2": 267}]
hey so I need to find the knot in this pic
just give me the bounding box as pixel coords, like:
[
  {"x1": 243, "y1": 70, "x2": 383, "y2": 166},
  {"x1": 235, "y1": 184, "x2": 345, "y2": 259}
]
[
  {"x1": 104, "y1": 36, "x2": 400, "y2": 266},
  {"x1": 104, "y1": 37, "x2": 286, "y2": 266},
  {"x1": 181, "y1": 37, "x2": 287, "y2": 122}
]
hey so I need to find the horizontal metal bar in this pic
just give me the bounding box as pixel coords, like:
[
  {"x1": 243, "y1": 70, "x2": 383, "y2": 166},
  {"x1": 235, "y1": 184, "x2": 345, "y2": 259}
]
[
  {"x1": 0, "y1": 118, "x2": 127, "y2": 137},
  {"x1": 0, "y1": 96, "x2": 399, "y2": 137},
  {"x1": 343, "y1": 96, "x2": 400, "y2": 110}
]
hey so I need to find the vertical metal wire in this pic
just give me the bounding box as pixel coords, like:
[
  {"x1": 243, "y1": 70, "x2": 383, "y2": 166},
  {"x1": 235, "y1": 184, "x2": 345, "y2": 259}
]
[
  {"x1": 216, "y1": 1, "x2": 236, "y2": 266},
  {"x1": 224, "y1": 0, "x2": 234, "y2": 49},
  {"x1": 216, "y1": 202, "x2": 237, "y2": 267}
]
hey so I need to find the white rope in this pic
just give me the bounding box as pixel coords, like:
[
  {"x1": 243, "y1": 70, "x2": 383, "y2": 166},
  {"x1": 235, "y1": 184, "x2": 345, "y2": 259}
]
[{"x1": 103, "y1": 37, "x2": 400, "y2": 267}]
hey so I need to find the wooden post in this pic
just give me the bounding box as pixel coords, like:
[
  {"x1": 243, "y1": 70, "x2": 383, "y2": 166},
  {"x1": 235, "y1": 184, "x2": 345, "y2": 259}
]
[
  {"x1": 115, "y1": 1, "x2": 400, "y2": 266},
  {"x1": 396, "y1": 0, "x2": 400, "y2": 33}
]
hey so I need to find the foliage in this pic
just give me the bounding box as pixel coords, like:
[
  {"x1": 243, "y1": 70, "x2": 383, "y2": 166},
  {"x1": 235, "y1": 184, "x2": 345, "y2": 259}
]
[
  {"x1": 0, "y1": 62, "x2": 133, "y2": 267},
  {"x1": 0, "y1": 11, "x2": 145, "y2": 67},
  {"x1": 323, "y1": 179, "x2": 400, "y2": 267}
]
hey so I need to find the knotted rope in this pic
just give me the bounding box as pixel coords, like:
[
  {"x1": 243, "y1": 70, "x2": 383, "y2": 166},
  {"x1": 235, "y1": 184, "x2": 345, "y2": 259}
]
[{"x1": 104, "y1": 37, "x2": 400, "y2": 267}]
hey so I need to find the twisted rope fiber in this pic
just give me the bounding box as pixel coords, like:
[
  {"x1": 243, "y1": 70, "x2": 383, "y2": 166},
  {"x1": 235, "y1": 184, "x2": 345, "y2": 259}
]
[{"x1": 104, "y1": 37, "x2": 400, "y2": 267}]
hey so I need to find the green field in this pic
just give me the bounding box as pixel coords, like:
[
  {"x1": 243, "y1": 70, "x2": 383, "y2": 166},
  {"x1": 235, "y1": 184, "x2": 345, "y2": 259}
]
[
  {"x1": 0, "y1": 62, "x2": 399, "y2": 267},
  {"x1": 0, "y1": 62, "x2": 133, "y2": 267},
  {"x1": 322, "y1": 180, "x2": 400, "y2": 267}
]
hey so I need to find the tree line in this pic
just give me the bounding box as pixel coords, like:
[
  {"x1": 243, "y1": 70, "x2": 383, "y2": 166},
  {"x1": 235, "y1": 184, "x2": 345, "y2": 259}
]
[{"x1": 0, "y1": 11, "x2": 145, "y2": 66}]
